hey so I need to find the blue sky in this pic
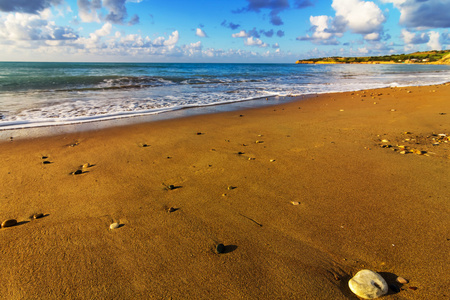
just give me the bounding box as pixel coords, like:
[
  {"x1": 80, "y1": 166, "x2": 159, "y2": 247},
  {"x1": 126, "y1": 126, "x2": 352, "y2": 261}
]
[{"x1": 0, "y1": 0, "x2": 449, "y2": 62}]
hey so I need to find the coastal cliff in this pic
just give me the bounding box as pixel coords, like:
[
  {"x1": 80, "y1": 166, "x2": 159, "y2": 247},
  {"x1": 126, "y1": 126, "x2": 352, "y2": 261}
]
[{"x1": 296, "y1": 50, "x2": 450, "y2": 65}]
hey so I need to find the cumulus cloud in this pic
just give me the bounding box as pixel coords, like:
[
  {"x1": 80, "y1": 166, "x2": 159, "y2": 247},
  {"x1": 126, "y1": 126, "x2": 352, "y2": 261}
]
[
  {"x1": 0, "y1": 0, "x2": 62, "y2": 14},
  {"x1": 331, "y1": 0, "x2": 386, "y2": 36},
  {"x1": 382, "y1": 0, "x2": 450, "y2": 29},
  {"x1": 78, "y1": 0, "x2": 139, "y2": 25},
  {"x1": 401, "y1": 29, "x2": 429, "y2": 44},
  {"x1": 297, "y1": 15, "x2": 340, "y2": 45},
  {"x1": 427, "y1": 31, "x2": 441, "y2": 50},
  {"x1": 104, "y1": 0, "x2": 128, "y2": 24},
  {"x1": 232, "y1": 30, "x2": 248, "y2": 38},
  {"x1": 298, "y1": 0, "x2": 387, "y2": 45},
  {"x1": 234, "y1": 0, "x2": 310, "y2": 26},
  {"x1": 221, "y1": 20, "x2": 240, "y2": 30},
  {"x1": 196, "y1": 28, "x2": 207, "y2": 38},
  {"x1": 78, "y1": 0, "x2": 102, "y2": 23},
  {"x1": 244, "y1": 36, "x2": 269, "y2": 47},
  {"x1": 0, "y1": 11, "x2": 79, "y2": 41},
  {"x1": 232, "y1": 27, "x2": 279, "y2": 39}
]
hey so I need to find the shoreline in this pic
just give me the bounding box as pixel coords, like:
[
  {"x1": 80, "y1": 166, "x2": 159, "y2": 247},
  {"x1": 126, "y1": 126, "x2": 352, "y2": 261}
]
[
  {"x1": 0, "y1": 83, "x2": 449, "y2": 298},
  {"x1": 2, "y1": 80, "x2": 449, "y2": 141}
]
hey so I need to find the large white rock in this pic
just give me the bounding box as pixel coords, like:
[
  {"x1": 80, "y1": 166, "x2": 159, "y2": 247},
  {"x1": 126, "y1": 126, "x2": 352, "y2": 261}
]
[{"x1": 348, "y1": 269, "x2": 388, "y2": 299}]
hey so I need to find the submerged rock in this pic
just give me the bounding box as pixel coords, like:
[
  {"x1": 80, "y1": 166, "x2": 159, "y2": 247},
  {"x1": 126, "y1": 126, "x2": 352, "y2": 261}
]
[{"x1": 348, "y1": 269, "x2": 388, "y2": 299}]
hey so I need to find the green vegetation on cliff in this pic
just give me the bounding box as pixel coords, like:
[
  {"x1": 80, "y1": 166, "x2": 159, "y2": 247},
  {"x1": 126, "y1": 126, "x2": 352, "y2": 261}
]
[{"x1": 296, "y1": 50, "x2": 450, "y2": 64}]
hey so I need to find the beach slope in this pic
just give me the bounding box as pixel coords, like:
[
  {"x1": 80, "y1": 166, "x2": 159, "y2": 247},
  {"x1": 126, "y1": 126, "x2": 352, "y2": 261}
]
[{"x1": 0, "y1": 84, "x2": 449, "y2": 299}]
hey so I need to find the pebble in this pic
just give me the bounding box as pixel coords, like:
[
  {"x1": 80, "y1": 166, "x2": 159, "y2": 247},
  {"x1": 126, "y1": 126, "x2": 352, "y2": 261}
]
[
  {"x1": 33, "y1": 213, "x2": 44, "y2": 219},
  {"x1": 391, "y1": 109, "x2": 396, "y2": 111},
  {"x1": 73, "y1": 169, "x2": 83, "y2": 175},
  {"x1": 110, "y1": 222, "x2": 120, "y2": 230},
  {"x1": 215, "y1": 243, "x2": 225, "y2": 254},
  {"x1": 82, "y1": 163, "x2": 91, "y2": 169},
  {"x1": 396, "y1": 276, "x2": 408, "y2": 284},
  {"x1": 348, "y1": 269, "x2": 388, "y2": 299},
  {"x1": 168, "y1": 207, "x2": 175, "y2": 213},
  {"x1": 1, "y1": 219, "x2": 17, "y2": 228},
  {"x1": 270, "y1": 159, "x2": 276, "y2": 162},
  {"x1": 291, "y1": 201, "x2": 300, "y2": 205}
]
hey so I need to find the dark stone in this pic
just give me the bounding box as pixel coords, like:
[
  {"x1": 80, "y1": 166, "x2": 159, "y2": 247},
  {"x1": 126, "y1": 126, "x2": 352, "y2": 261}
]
[
  {"x1": 1, "y1": 219, "x2": 17, "y2": 228},
  {"x1": 34, "y1": 213, "x2": 44, "y2": 219},
  {"x1": 216, "y1": 243, "x2": 225, "y2": 254},
  {"x1": 73, "y1": 169, "x2": 83, "y2": 175},
  {"x1": 168, "y1": 185, "x2": 175, "y2": 190},
  {"x1": 42, "y1": 161, "x2": 52, "y2": 164}
]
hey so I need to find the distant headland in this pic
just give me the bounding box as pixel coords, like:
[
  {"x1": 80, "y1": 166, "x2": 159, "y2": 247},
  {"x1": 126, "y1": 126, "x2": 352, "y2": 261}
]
[{"x1": 296, "y1": 50, "x2": 450, "y2": 65}]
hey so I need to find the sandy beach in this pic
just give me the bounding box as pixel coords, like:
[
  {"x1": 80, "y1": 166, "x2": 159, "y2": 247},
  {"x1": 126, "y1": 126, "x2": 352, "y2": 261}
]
[{"x1": 0, "y1": 84, "x2": 449, "y2": 299}]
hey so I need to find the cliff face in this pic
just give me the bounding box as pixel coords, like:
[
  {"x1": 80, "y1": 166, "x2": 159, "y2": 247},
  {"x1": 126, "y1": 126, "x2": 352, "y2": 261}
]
[{"x1": 438, "y1": 53, "x2": 450, "y2": 64}]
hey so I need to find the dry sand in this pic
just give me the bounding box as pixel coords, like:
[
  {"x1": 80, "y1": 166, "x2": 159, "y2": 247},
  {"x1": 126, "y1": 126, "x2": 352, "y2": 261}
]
[{"x1": 0, "y1": 84, "x2": 449, "y2": 299}]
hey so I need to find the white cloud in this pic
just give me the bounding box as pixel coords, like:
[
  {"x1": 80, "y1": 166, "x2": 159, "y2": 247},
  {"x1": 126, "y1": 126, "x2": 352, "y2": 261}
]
[
  {"x1": 427, "y1": 31, "x2": 441, "y2": 50},
  {"x1": 310, "y1": 15, "x2": 333, "y2": 40},
  {"x1": 364, "y1": 32, "x2": 380, "y2": 41},
  {"x1": 358, "y1": 47, "x2": 369, "y2": 54},
  {"x1": 95, "y1": 22, "x2": 112, "y2": 37},
  {"x1": 244, "y1": 36, "x2": 268, "y2": 47},
  {"x1": 332, "y1": 0, "x2": 386, "y2": 36},
  {"x1": 401, "y1": 29, "x2": 429, "y2": 44},
  {"x1": 0, "y1": 11, "x2": 78, "y2": 41},
  {"x1": 232, "y1": 30, "x2": 248, "y2": 38},
  {"x1": 78, "y1": 0, "x2": 101, "y2": 23},
  {"x1": 163, "y1": 30, "x2": 179, "y2": 47},
  {"x1": 196, "y1": 28, "x2": 207, "y2": 38}
]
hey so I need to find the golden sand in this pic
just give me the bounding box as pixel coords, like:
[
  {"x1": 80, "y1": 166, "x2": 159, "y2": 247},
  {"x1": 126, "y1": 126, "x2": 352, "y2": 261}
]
[{"x1": 0, "y1": 84, "x2": 449, "y2": 299}]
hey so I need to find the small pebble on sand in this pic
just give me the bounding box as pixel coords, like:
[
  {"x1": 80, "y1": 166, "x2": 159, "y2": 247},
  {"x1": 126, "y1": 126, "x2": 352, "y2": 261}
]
[
  {"x1": 216, "y1": 243, "x2": 225, "y2": 254},
  {"x1": 33, "y1": 213, "x2": 44, "y2": 219},
  {"x1": 396, "y1": 276, "x2": 408, "y2": 284},
  {"x1": 291, "y1": 201, "x2": 300, "y2": 205},
  {"x1": 1, "y1": 219, "x2": 17, "y2": 228},
  {"x1": 168, "y1": 207, "x2": 176, "y2": 213},
  {"x1": 110, "y1": 223, "x2": 120, "y2": 230}
]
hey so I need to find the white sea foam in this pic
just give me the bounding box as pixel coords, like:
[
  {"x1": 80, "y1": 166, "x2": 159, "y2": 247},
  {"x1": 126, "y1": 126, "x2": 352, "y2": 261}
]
[{"x1": 0, "y1": 62, "x2": 449, "y2": 130}]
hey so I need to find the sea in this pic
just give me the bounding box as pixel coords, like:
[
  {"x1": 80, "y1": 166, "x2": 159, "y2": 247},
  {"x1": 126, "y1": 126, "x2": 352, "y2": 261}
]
[{"x1": 0, "y1": 62, "x2": 449, "y2": 131}]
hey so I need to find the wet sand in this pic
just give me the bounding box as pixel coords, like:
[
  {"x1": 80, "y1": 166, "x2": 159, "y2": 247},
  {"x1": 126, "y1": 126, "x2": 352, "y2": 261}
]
[{"x1": 0, "y1": 84, "x2": 449, "y2": 299}]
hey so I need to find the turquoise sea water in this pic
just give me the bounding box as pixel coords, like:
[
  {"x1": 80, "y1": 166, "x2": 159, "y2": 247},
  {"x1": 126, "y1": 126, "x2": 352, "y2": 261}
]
[{"x1": 0, "y1": 62, "x2": 449, "y2": 129}]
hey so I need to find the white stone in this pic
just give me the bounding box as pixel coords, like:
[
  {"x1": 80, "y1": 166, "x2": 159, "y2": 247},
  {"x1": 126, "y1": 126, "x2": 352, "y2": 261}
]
[
  {"x1": 348, "y1": 269, "x2": 388, "y2": 299},
  {"x1": 110, "y1": 222, "x2": 120, "y2": 230}
]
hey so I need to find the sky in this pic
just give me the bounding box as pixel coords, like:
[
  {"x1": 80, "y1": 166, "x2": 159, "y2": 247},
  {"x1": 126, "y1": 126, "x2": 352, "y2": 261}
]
[{"x1": 0, "y1": 0, "x2": 449, "y2": 63}]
